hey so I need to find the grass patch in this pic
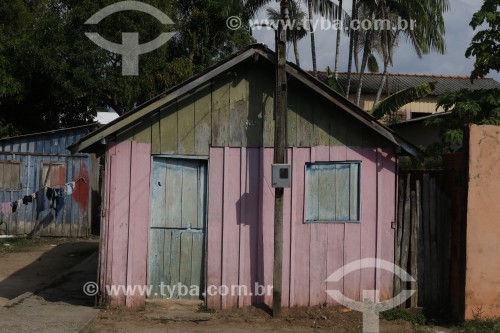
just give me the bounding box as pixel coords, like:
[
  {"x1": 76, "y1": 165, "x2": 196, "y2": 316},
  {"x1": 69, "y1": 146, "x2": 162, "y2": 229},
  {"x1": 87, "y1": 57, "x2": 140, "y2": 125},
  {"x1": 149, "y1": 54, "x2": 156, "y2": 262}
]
[
  {"x1": 0, "y1": 237, "x2": 70, "y2": 254},
  {"x1": 463, "y1": 319, "x2": 500, "y2": 333},
  {"x1": 198, "y1": 304, "x2": 216, "y2": 313},
  {"x1": 381, "y1": 309, "x2": 432, "y2": 326}
]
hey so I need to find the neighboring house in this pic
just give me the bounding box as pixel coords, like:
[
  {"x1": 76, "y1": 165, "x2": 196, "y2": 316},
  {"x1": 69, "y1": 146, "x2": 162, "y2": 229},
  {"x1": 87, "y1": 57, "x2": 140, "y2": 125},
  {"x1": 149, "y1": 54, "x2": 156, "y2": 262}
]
[
  {"x1": 0, "y1": 125, "x2": 100, "y2": 237},
  {"x1": 389, "y1": 112, "x2": 451, "y2": 148},
  {"x1": 315, "y1": 72, "x2": 500, "y2": 120},
  {"x1": 70, "y1": 44, "x2": 420, "y2": 309},
  {"x1": 95, "y1": 110, "x2": 120, "y2": 125}
]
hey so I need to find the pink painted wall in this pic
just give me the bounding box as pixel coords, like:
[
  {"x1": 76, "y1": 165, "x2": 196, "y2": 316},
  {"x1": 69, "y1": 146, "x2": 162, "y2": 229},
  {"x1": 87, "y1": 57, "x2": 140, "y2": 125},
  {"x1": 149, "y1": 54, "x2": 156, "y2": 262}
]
[
  {"x1": 207, "y1": 146, "x2": 396, "y2": 309},
  {"x1": 99, "y1": 141, "x2": 152, "y2": 308},
  {"x1": 465, "y1": 125, "x2": 500, "y2": 320}
]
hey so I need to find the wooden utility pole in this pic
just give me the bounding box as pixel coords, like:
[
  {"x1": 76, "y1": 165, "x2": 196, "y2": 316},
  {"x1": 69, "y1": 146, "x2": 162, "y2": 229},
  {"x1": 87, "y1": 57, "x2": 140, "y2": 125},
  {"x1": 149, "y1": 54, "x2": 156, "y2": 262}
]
[{"x1": 273, "y1": 0, "x2": 289, "y2": 318}]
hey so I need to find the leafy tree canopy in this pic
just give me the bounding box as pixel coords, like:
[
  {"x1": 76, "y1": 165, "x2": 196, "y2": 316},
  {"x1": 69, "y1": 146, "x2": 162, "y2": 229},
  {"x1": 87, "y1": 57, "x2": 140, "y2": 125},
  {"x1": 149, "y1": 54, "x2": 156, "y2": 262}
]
[
  {"x1": 430, "y1": 88, "x2": 500, "y2": 149},
  {"x1": 427, "y1": 0, "x2": 500, "y2": 152},
  {"x1": 465, "y1": 0, "x2": 500, "y2": 81},
  {"x1": 0, "y1": 0, "x2": 253, "y2": 136}
]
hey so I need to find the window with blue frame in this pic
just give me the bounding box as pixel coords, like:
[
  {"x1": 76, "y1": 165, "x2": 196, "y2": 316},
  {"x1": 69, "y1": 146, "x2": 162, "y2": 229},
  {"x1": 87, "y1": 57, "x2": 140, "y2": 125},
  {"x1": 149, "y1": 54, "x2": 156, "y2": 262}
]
[{"x1": 305, "y1": 162, "x2": 360, "y2": 222}]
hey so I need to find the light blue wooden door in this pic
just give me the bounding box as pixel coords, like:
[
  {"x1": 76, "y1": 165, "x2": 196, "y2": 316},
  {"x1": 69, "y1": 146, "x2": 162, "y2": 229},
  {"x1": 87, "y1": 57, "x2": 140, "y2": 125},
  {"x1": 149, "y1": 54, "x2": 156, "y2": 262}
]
[{"x1": 148, "y1": 158, "x2": 207, "y2": 299}]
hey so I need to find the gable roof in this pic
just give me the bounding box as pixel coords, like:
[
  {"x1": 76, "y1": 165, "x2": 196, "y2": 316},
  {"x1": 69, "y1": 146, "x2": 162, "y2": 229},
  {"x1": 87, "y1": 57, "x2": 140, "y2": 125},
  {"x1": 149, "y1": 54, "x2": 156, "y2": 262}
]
[
  {"x1": 314, "y1": 72, "x2": 500, "y2": 96},
  {"x1": 69, "y1": 44, "x2": 423, "y2": 158}
]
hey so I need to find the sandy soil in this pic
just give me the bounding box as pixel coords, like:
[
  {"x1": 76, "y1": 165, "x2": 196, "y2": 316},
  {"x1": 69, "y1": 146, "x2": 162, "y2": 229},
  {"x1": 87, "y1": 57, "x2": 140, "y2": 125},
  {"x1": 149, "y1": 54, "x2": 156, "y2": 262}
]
[
  {"x1": 88, "y1": 300, "x2": 457, "y2": 333},
  {"x1": 0, "y1": 239, "x2": 98, "y2": 306}
]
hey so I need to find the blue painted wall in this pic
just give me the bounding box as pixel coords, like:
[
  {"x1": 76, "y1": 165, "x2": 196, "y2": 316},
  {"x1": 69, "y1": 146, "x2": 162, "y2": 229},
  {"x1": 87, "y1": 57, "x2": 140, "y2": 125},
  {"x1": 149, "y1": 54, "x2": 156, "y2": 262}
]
[{"x1": 0, "y1": 125, "x2": 97, "y2": 237}]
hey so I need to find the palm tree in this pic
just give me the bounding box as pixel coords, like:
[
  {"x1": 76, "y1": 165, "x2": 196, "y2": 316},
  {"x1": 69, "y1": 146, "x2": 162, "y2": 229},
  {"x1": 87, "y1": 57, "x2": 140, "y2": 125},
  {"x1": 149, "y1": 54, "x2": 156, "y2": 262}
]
[
  {"x1": 352, "y1": 0, "x2": 449, "y2": 106},
  {"x1": 244, "y1": 0, "x2": 346, "y2": 74},
  {"x1": 334, "y1": 0, "x2": 343, "y2": 78},
  {"x1": 345, "y1": 0, "x2": 358, "y2": 100},
  {"x1": 267, "y1": 0, "x2": 308, "y2": 67},
  {"x1": 307, "y1": 0, "x2": 318, "y2": 75}
]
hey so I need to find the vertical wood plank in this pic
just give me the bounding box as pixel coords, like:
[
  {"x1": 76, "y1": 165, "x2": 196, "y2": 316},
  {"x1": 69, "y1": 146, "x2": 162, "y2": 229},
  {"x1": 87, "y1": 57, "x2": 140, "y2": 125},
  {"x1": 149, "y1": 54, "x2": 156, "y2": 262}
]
[
  {"x1": 179, "y1": 231, "x2": 193, "y2": 299},
  {"x1": 410, "y1": 185, "x2": 419, "y2": 308},
  {"x1": 207, "y1": 148, "x2": 224, "y2": 309},
  {"x1": 126, "y1": 142, "x2": 151, "y2": 307},
  {"x1": 165, "y1": 160, "x2": 182, "y2": 229},
  {"x1": 238, "y1": 148, "x2": 250, "y2": 307},
  {"x1": 291, "y1": 148, "x2": 310, "y2": 306},
  {"x1": 109, "y1": 141, "x2": 132, "y2": 306},
  {"x1": 377, "y1": 151, "x2": 396, "y2": 301},
  {"x1": 221, "y1": 148, "x2": 241, "y2": 308},
  {"x1": 194, "y1": 84, "x2": 212, "y2": 156},
  {"x1": 181, "y1": 161, "x2": 198, "y2": 229},
  {"x1": 429, "y1": 177, "x2": 438, "y2": 306},
  {"x1": 259, "y1": 148, "x2": 275, "y2": 306},
  {"x1": 212, "y1": 76, "x2": 231, "y2": 147},
  {"x1": 191, "y1": 232, "x2": 203, "y2": 300},
  {"x1": 151, "y1": 112, "x2": 161, "y2": 155},
  {"x1": 160, "y1": 103, "x2": 178, "y2": 154},
  {"x1": 177, "y1": 94, "x2": 195, "y2": 155},
  {"x1": 399, "y1": 173, "x2": 412, "y2": 308},
  {"x1": 229, "y1": 72, "x2": 248, "y2": 147},
  {"x1": 309, "y1": 147, "x2": 329, "y2": 306}
]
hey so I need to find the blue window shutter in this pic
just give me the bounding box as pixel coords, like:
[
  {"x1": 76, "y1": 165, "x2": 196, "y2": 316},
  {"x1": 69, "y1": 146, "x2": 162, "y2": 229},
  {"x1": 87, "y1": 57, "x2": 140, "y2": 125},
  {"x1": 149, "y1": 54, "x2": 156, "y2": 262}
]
[{"x1": 305, "y1": 162, "x2": 360, "y2": 222}]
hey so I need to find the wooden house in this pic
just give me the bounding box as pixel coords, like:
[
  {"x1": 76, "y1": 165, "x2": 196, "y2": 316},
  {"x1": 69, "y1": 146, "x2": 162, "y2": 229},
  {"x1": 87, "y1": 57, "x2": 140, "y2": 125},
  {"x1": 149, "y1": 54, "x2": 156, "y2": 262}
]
[
  {"x1": 0, "y1": 125, "x2": 99, "y2": 237},
  {"x1": 71, "y1": 44, "x2": 420, "y2": 309}
]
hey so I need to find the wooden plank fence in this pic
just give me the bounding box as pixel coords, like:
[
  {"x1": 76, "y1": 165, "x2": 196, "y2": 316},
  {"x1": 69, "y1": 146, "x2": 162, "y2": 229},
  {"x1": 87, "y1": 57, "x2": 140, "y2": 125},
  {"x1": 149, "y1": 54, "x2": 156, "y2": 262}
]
[{"x1": 394, "y1": 172, "x2": 453, "y2": 311}]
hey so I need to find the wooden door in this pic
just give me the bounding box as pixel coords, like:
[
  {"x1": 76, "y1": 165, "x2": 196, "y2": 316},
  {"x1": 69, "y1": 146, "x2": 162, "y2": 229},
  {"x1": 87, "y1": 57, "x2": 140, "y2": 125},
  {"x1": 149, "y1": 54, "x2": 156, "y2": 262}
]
[{"x1": 148, "y1": 158, "x2": 207, "y2": 299}]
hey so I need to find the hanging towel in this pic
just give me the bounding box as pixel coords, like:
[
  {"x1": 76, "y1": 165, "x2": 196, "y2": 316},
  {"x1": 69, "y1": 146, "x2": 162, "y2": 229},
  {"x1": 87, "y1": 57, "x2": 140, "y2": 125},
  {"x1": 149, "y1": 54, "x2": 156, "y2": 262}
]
[{"x1": 64, "y1": 182, "x2": 76, "y2": 195}]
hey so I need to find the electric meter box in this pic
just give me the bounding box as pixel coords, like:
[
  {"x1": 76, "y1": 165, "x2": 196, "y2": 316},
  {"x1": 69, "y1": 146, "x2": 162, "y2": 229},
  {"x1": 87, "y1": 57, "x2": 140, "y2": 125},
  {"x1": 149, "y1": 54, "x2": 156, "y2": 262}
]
[{"x1": 272, "y1": 164, "x2": 291, "y2": 188}]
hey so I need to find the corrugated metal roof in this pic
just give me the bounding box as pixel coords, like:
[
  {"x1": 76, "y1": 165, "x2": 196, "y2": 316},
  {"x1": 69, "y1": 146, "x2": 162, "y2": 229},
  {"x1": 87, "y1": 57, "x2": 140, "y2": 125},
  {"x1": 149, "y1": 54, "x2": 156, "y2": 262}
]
[
  {"x1": 0, "y1": 124, "x2": 97, "y2": 142},
  {"x1": 314, "y1": 72, "x2": 500, "y2": 96}
]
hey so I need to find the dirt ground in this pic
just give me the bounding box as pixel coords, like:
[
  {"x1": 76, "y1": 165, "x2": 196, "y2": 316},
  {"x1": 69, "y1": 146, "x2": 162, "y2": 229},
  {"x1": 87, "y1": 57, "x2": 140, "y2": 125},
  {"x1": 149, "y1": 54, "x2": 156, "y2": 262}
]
[
  {"x1": 0, "y1": 237, "x2": 99, "y2": 306},
  {"x1": 88, "y1": 300, "x2": 458, "y2": 333},
  {"x1": 0, "y1": 239, "x2": 462, "y2": 333}
]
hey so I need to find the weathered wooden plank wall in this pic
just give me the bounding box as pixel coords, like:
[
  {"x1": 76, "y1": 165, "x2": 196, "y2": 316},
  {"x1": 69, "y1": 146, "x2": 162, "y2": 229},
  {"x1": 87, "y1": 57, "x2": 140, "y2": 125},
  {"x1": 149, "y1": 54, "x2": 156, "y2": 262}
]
[
  {"x1": 100, "y1": 141, "x2": 152, "y2": 308},
  {"x1": 0, "y1": 127, "x2": 96, "y2": 237},
  {"x1": 116, "y1": 62, "x2": 389, "y2": 155},
  {"x1": 206, "y1": 146, "x2": 396, "y2": 309},
  {"x1": 395, "y1": 172, "x2": 452, "y2": 311}
]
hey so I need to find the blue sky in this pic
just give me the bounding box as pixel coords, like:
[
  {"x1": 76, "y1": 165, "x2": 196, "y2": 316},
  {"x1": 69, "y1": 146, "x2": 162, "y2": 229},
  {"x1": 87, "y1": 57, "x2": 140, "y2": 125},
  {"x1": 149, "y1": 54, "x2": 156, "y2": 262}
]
[{"x1": 252, "y1": 0, "x2": 500, "y2": 81}]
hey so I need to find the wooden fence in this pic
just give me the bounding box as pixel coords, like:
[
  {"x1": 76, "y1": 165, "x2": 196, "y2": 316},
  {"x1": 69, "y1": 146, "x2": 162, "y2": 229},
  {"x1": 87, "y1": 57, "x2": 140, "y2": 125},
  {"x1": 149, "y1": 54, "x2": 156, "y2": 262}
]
[{"x1": 394, "y1": 172, "x2": 453, "y2": 311}]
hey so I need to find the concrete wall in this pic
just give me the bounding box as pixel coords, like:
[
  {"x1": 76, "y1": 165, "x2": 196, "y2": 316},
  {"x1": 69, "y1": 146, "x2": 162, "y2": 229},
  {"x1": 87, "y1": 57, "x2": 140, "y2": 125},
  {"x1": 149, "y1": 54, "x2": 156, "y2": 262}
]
[{"x1": 465, "y1": 124, "x2": 500, "y2": 319}]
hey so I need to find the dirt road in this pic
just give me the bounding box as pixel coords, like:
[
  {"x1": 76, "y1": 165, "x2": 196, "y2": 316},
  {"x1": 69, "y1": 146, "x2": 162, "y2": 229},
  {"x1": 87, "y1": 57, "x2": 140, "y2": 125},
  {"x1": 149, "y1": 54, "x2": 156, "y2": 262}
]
[{"x1": 0, "y1": 238, "x2": 98, "y2": 306}]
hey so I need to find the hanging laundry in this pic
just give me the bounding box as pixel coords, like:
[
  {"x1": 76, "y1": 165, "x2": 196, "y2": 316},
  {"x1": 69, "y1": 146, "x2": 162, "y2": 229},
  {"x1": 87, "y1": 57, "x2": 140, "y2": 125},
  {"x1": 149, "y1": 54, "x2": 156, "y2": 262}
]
[
  {"x1": 36, "y1": 188, "x2": 46, "y2": 216},
  {"x1": 46, "y1": 187, "x2": 59, "y2": 210},
  {"x1": 54, "y1": 188, "x2": 65, "y2": 216},
  {"x1": 64, "y1": 182, "x2": 76, "y2": 195},
  {"x1": 22, "y1": 195, "x2": 33, "y2": 205},
  {"x1": 11, "y1": 201, "x2": 18, "y2": 213}
]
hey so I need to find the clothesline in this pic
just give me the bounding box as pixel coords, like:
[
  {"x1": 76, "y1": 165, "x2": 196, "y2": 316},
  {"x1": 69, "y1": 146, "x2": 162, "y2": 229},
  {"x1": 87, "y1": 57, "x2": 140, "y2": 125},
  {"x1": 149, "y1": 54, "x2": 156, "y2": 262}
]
[{"x1": 0, "y1": 177, "x2": 86, "y2": 215}]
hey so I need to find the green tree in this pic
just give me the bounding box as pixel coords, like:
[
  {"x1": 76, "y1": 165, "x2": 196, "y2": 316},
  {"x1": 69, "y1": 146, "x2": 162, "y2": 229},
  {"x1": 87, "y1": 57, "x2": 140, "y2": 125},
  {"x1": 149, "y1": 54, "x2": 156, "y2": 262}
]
[
  {"x1": 426, "y1": 0, "x2": 500, "y2": 151},
  {"x1": 429, "y1": 89, "x2": 500, "y2": 149},
  {"x1": 465, "y1": 0, "x2": 500, "y2": 81},
  {"x1": 0, "y1": 0, "x2": 253, "y2": 134}
]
